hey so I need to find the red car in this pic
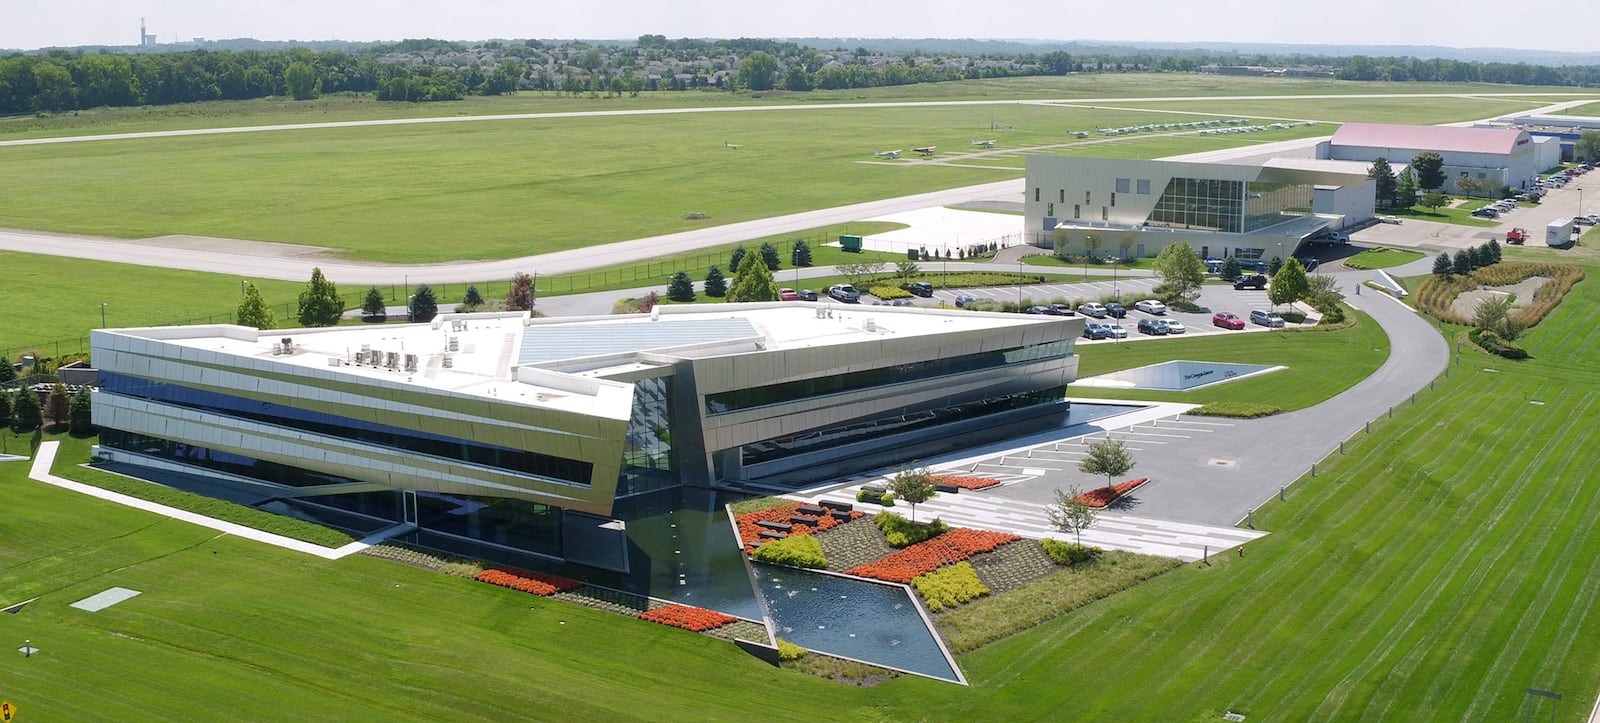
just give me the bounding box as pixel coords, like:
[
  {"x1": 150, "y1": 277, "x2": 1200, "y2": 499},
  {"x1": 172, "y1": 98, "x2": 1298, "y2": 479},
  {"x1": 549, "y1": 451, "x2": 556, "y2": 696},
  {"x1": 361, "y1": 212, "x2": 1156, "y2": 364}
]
[
  {"x1": 1212, "y1": 312, "x2": 1246, "y2": 330},
  {"x1": 779, "y1": 288, "x2": 801, "y2": 301}
]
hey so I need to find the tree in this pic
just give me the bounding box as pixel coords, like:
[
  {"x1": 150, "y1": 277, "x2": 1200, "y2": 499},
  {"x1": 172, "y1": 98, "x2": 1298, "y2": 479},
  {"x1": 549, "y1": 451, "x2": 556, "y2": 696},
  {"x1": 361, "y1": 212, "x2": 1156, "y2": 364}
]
[
  {"x1": 284, "y1": 61, "x2": 321, "y2": 100},
  {"x1": 0, "y1": 390, "x2": 11, "y2": 427},
  {"x1": 1421, "y1": 192, "x2": 1447, "y2": 213},
  {"x1": 0, "y1": 356, "x2": 15, "y2": 385},
  {"x1": 1433, "y1": 252, "x2": 1453, "y2": 276},
  {"x1": 1486, "y1": 239, "x2": 1502, "y2": 264},
  {"x1": 462, "y1": 285, "x2": 485, "y2": 308},
  {"x1": 729, "y1": 247, "x2": 748, "y2": 275},
  {"x1": 1117, "y1": 233, "x2": 1136, "y2": 261},
  {"x1": 1270, "y1": 258, "x2": 1310, "y2": 309},
  {"x1": 296, "y1": 267, "x2": 344, "y2": 327},
  {"x1": 896, "y1": 260, "x2": 920, "y2": 281},
  {"x1": 410, "y1": 284, "x2": 438, "y2": 322},
  {"x1": 68, "y1": 386, "x2": 94, "y2": 436},
  {"x1": 1575, "y1": 130, "x2": 1600, "y2": 163},
  {"x1": 12, "y1": 387, "x2": 41, "y2": 431},
  {"x1": 758, "y1": 242, "x2": 782, "y2": 271},
  {"x1": 504, "y1": 272, "x2": 535, "y2": 311},
  {"x1": 1305, "y1": 274, "x2": 1346, "y2": 322},
  {"x1": 1152, "y1": 241, "x2": 1205, "y2": 301},
  {"x1": 361, "y1": 286, "x2": 387, "y2": 320},
  {"x1": 1078, "y1": 438, "x2": 1135, "y2": 494},
  {"x1": 1220, "y1": 256, "x2": 1243, "y2": 282},
  {"x1": 1395, "y1": 168, "x2": 1420, "y2": 208},
  {"x1": 1453, "y1": 249, "x2": 1475, "y2": 275},
  {"x1": 1083, "y1": 233, "x2": 1104, "y2": 260},
  {"x1": 1268, "y1": 256, "x2": 1284, "y2": 276},
  {"x1": 667, "y1": 271, "x2": 696, "y2": 302},
  {"x1": 1454, "y1": 176, "x2": 1497, "y2": 197},
  {"x1": 889, "y1": 467, "x2": 937, "y2": 524},
  {"x1": 236, "y1": 282, "x2": 276, "y2": 330},
  {"x1": 1411, "y1": 151, "x2": 1446, "y2": 191},
  {"x1": 790, "y1": 239, "x2": 813, "y2": 267},
  {"x1": 1368, "y1": 157, "x2": 1397, "y2": 209},
  {"x1": 1047, "y1": 486, "x2": 1098, "y2": 546},
  {"x1": 736, "y1": 51, "x2": 778, "y2": 91},
  {"x1": 727, "y1": 253, "x2": 780, "y2": 302},
  {"x1": 1474, "y1": 293, "x2": 1521, "y2": 340},
  {"x1": 704, "y1": 266, "x2": 727, "y2": 297},
  {"x1": 43, "y1": 383, "x2": 69, "y2": 432}
]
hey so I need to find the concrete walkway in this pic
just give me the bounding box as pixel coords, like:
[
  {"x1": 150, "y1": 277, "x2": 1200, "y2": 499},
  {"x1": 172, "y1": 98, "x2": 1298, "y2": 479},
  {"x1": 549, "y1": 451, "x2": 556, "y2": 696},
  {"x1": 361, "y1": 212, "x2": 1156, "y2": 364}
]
[{"x1": 27, "y1": 441, "x2": 413, "y2": 560}]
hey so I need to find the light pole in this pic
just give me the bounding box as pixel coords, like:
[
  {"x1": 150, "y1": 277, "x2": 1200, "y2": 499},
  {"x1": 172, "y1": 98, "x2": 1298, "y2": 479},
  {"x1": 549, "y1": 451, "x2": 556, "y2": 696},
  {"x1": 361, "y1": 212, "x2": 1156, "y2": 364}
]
[{"x1": 100, "y1": 302, "x2": 107, "y2": 328}]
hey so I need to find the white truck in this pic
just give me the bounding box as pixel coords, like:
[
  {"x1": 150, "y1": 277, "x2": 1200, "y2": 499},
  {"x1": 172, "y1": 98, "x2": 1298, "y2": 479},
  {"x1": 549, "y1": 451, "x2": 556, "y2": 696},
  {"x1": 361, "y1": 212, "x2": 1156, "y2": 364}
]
[{"x1": 1547, "y1": 218, "x2": 1574, "y2": 247}]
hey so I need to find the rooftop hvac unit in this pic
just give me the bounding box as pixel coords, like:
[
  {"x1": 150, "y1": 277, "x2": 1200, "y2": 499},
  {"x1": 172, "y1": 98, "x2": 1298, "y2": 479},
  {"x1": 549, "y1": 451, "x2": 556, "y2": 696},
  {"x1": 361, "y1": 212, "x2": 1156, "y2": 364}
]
[
  {"x1": 864, "y1": 318, "x2": 876, "y2": 332},
  {"x1": 441, "y1": 354, "x2": 453, "y2": 368},
  {"x1": 327, "y1": 356, "x2": 343, "y2": 367},
  {"x1": 404, "y1": 354, "x2": 418, "y2": 372},
  {"x1": 366, "y1": 349, "x2": 383, "y2": 366},
  {"x1": 447, "y1": 336, "x2": 459, "y2": 352},
  {"x1": 385, "y1": 351, "x2": 400, "y2": 370}
]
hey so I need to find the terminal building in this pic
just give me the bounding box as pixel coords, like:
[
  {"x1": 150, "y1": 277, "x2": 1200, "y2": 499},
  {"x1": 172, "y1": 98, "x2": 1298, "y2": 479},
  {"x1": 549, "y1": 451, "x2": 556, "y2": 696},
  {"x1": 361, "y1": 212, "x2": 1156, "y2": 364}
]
[
  {"x1": 1024, "y1": 156, "x2": 1376, "y2": 263},
  {"x1": 1317, "y1": 122, "x2": 1552, "y2": 195},
  {"x1": 90, "y1": 305, "x2": 1081, "y2": 576}
]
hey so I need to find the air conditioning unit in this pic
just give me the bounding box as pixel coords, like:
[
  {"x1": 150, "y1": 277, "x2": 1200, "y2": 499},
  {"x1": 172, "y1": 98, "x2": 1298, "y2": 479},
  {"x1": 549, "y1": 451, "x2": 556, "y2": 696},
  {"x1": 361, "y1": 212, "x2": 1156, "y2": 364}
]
[
  {"x1": 385, "y1": 351, "x2": 400, "y2": 370},
  {"x1": 403, "y1": 354, "x2": 418, "y2": 372},
  {"x1": 447, "y1": 336, "x2": 459, "y2": 352},
  {"x1": 441, "y1": 354, "x2": 454, "y2": 368}
]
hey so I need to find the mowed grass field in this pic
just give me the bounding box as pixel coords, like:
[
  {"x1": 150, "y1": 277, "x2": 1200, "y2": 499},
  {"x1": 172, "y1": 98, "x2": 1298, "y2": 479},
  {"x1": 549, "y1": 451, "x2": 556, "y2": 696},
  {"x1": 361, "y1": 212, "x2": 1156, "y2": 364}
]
[{"x1": 1, "y1": 83, "x2": 1589, "y2": 263}]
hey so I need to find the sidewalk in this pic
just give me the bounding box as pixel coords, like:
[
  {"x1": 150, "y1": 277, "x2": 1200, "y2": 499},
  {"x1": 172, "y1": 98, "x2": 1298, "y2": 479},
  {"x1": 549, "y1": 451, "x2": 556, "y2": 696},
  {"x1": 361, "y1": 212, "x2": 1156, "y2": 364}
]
[{"x1": 27, "y1": 442, "x2": 412, "y2": 561}]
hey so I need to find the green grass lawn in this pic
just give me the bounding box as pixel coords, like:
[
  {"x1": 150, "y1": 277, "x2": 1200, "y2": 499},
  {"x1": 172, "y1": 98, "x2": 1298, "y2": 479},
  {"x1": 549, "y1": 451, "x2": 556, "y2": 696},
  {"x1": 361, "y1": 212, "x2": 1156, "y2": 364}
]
[
  {"x1": 1344, "y1": 247, "x2": 1426, "y2": 270},
  {"x1": 1067, "y1": 308, "x2": 1390, "y2": 411},
  {"x1": 1391, "y1": 202, "x2": 1499, "y2": 228},
  {"x1": 1021, "y1": 254, "x2": 1158, "y2": 271}
]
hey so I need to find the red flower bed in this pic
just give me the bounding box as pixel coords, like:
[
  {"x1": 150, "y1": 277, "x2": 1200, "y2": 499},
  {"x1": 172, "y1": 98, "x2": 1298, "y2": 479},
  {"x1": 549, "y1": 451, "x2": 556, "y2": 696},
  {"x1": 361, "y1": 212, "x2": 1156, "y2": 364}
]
[
  {"x1": 475, "y1": 568, "x2": 582, "y2": 596},
  {"x1": 1075, "y1": 478, "x2": 1150, "y2": 508},
  {"x1": 638, "y1": 604, "x2": 738, "y2": 632},
  {"x1": 735, "y1": 501, "x2": 864, "y2": 550},
  {"x1": 932, "y1": 475, "x2": 1002, "y2": 491},
  {"x1": 846, "y1": 528, "x2": 1021, "y2": 583}
]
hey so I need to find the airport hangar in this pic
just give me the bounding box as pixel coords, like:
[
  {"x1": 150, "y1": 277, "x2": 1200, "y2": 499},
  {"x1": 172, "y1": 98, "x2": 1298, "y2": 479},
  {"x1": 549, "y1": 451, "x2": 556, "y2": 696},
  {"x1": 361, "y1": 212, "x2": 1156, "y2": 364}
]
[
  {"x1": 1023, "y1": 155, "x2": 1376, "y2": 264},
  {"x1": 1317, "y1": 122, "x2": 1558, "y2": 195},
  {"x1": 1490, "y1": 113, "x2": 1600, "y2": 163},
  {"x1": 90, "y1": 304, "x2": 1081, "y2": 572}
]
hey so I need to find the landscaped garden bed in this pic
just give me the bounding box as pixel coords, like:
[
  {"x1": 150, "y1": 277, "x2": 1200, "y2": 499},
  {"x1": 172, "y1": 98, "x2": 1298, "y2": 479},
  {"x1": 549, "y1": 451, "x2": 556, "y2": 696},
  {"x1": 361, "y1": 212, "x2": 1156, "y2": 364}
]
[
  {"x1": 1075, "y1": 478, "x2": 1149, "y2": 508},
  {"x1": 734, "y1": 500, "x2": 864, "y2": 550},
  {"x1": 638, "y1": 603, "x2": 739, "y2": 632},
  {"x1": 474, "y1": 568, "x2": 583, "y2": 596},
  {"x1": 846, "y1": 528, "x2": 1021, "y2": 583},
  {"x1": 930, "y1": 474, "x2": 1002, "y2": 491},
  {"x1": 812, "y1": 517, "x2": 899, "y2": 573}
]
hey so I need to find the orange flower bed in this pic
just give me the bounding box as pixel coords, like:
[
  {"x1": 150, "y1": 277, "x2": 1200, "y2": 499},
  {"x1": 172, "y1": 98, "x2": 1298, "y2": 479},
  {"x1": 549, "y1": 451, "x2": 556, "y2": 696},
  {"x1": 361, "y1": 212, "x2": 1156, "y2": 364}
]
[
  {"x1": 846, "y1": 528, "x2": 1021, "y2": 583},
  {"x1": 638, "y1": 604, "x2": 738, "y2": 632},
  {"x1": 1075, "y1": 478, "x2": 1150, "y2": 508},
  {"x1": 735, "y1": 501, "x2": 864, "y2": 550},
  {"x1": 475, "y1": 568, "x2": 582, "y2": 596},
  {"x1": 932, "y1": 475, "x2": 1002, "y2": 491}
]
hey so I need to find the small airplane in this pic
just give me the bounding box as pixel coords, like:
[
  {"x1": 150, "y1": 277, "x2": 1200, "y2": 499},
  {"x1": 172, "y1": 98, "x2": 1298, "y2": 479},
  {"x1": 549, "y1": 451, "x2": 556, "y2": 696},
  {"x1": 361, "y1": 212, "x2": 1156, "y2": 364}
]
[
  {"x1": 913, "y1": 145, "x2": 937, "y2": 157},
  {"x1": 724, "y1": 142, "x2": 742, "y2": 149},
  {"x1": 971, "y1": 139, "x2": 996, "y2": 148},
  {"x1": 873, "y1": 149, "x2": 901, "y2": 159},
  {"x1": 1069, "y1": 131, "x2": 1089, "y2": 138}
]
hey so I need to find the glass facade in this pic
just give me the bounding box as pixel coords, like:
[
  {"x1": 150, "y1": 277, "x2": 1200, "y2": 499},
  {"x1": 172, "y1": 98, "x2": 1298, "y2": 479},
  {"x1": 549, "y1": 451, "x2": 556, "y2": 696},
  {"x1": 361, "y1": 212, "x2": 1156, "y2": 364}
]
[
  {"x1": 414, "y1": 491, "x2": 562, "y2": 557},
  {"x1": 1148, "y1": 177, "x2": 1315, "y2": 234},
  {"x1": 99, "y1": 371, "x2": 593, "y2": 486},
  {"x1": 1243, "y1": 181, "x2": 1314, "y2": 232},
  {"x1": 617, "y1": 376, "x2": 676, "y2": 497},
  {"x1": 704, "y1": 341, "x2": 1072, "y2": 415},
  {"x1": 739, "y1": 386, "x2": 1068, "y2": 466}
]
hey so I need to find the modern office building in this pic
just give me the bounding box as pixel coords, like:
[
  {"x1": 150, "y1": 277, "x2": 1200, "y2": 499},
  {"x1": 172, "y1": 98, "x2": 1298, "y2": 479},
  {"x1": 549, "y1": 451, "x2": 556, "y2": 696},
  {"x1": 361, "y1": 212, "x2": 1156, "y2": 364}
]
[
  {"x1": 91, "y1": 304, "x2": 1080, "y2": 574},
  {"x1": 1318, "y1": 122, "x2": 1542, "y2": 195},
  {"x1": 1024, "y1": 156, "x2": 1376, "y2": 263}
]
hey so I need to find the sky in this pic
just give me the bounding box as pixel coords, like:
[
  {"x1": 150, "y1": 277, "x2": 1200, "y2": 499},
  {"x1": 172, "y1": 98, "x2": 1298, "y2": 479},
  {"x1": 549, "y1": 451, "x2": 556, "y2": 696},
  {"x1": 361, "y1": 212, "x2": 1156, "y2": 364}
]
[{"x1": 4, "y1": 0, "x2": 1600, "y2": 54}]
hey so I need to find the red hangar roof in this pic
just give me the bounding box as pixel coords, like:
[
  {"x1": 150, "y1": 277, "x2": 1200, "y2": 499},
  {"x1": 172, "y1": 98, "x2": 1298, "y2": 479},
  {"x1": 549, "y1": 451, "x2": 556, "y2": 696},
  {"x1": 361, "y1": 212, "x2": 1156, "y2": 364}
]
[{"x1": 1330, "y1": 123, "x2": 1528, "y2": 155}]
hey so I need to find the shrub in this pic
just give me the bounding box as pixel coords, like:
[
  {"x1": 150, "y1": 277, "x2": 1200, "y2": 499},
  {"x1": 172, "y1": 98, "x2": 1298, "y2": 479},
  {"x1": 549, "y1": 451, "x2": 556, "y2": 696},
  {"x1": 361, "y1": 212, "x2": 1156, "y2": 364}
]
[
  {"x1": 856, "y1": 488, "x2": 880, "y2": 503},
  {"x1": 1469, "y1": 328, "x2": 1530, "y2": 359},
  {"x1": 1278, "y1": 310, "x2": 1307, "y2": 324},
  {"x1": 776, "y1": 638, "x2": 806, "y2": 661},
  {"x1": 1042, "y1": 539, "x2": 1097, "y2": 566},
  {"x1": 1189, "y1": 401, "x2": 1283, "y2": 418},
  {"x1": 875, "y1": 511, "x2": 950, "y2": 548},
  {"x1": 880, "y1": 493, "x2": 896, "y2": 507},
  {"x1": 869, "y1": 285, "x2": 911, "y2": 300},
  {"x1": 912, "y1": 562, "x2": 990, "y2": 613},
  {"x1": 750, "y1": 534, "x2": 829, "y2": 568}
]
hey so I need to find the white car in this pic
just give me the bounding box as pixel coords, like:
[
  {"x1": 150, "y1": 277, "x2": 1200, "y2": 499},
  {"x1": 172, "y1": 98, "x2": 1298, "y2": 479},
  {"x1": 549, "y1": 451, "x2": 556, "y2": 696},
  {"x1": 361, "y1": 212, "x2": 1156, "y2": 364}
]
[
  {"x1": 1378, "y1": 215, "x2": 1401, "y2": 224},
  {"x1": 1157, "y1": 319, "x2": 1186, "y2": 334},
  {"x1": 1134, "y1": 299, "x2": 1168, "y2": 315}
]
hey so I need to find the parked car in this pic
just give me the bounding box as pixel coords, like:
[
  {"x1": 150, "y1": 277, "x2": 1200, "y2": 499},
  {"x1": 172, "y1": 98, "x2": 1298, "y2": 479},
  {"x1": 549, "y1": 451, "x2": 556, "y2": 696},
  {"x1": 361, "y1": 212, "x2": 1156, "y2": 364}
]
[
  {"x1": 1204, "y1": 257, "x2": 1223, "y2": 273},
  {"x1": 1078, "y1": 302, "x2": 1109, "y2": 318},
  {"x1": 1024, "y1": 305, "x2": 1052, "y2": 315},
  {"x1": 1099, "y1": 322, "x2": 1129, "y2": 339},
  {"x1": 1471, "y1": 207, "x2": 1499, "y2": 218},
  {"x1": 796, "y1": 289, "x2": 818, "y2": 301},
  {"x1": 1250, "y1": 309, "x2": 1285, "y2": 328},
  {"x1": 828, "y1": 284, "x2": 860, "y2": 303},
  {"x1": 907, "y1": 282, "x2": 934, "y2": 297},
  {"x1": 1212, "y1": 312, "x2": 1246, "y2": 330},
  {"x1": 1577, "y1": 216, "x2": 1597, "y2": 227},
  {"x1": 1103, "y1": 302, "x2": 1127, "y2": 318},
  {"x1": 1157, "y1": 319, "x2": 1186, "y2": 334},
  {"x1": 1134, "y1": 299, "x2": 1167, "y2": 315},
  {"x1": 1378, "y1": 215, "x2": 1402, "y2": 224},
  {"x1": 1082, "y1": 324, "x2": 1109, "y2": 340},
  {"x1": 1046, "y1": 303, "x2": 1076, "y2": 316},
  {"x1": 954, "y1": 294, "x2": 977, "y2": 308},
  {"x1": 779, "y1": 287, "x2": 801, "y2": 301},
  {"x1": 1233, "y1": 274, "x2": 1269, "y2": 290},
  {"x1": 1136, "y1": 318, "x2": 1169, "y2": 335},
  {"x1": 890, "y1": 298, "x2": 915, "y2": 307}
]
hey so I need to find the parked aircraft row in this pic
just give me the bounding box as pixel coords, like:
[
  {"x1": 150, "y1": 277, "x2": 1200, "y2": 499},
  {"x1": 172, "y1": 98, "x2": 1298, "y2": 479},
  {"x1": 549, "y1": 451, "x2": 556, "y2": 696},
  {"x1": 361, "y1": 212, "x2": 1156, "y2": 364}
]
[
  {"x1": 1197, "y1": 121, "x2": 1316, "y2": 135},
  {"x1": 870, "y1": 145, "x2": 937, "y2": 159},
  {"x1": 1094, "y1": 118, "x2": 1251, "y2": 135}
]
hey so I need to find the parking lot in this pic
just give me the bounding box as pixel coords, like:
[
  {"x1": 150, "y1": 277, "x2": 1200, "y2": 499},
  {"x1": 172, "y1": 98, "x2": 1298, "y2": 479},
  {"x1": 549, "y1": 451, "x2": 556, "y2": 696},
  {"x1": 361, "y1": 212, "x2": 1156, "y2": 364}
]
[{"x1": 1349, "y1": 163, "x2": 1600, "y2": 253}]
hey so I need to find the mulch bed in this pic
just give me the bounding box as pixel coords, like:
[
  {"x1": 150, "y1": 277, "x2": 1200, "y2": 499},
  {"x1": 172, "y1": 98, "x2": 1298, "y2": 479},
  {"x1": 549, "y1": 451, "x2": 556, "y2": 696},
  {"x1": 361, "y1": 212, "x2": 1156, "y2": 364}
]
[
  {"x1": 812, "y1": 517, "x2": 898, "y2": 574},
  {"x1": 963, "y1": 539, "x2": 1060, "y2": 596}
]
